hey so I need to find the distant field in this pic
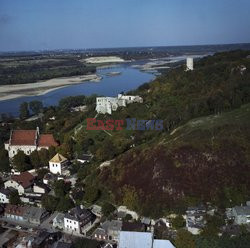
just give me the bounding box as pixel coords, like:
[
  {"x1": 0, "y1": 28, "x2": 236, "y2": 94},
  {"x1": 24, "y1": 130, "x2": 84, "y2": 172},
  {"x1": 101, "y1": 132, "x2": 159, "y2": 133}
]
[{"x1": 0, "y1": 54, "x2": 96, "y2": 85}]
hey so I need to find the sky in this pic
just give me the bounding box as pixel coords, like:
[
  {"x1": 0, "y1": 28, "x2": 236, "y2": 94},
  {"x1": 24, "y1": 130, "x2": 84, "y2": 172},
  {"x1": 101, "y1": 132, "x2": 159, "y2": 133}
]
[{"x1": 0, "y1": 0, "x2": 250, "y2": 51}]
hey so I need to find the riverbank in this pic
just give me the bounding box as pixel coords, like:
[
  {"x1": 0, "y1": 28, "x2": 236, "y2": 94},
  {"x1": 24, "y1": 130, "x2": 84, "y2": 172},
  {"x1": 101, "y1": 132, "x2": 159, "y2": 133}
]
[{"x1": 0, "y1": 74, "x2": 101, "y2": 101}]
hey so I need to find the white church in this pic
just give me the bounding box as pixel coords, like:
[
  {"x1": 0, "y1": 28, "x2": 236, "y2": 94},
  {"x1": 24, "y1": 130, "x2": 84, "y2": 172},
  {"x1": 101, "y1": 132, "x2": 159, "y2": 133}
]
[
  {"x1": 96, "y1": 94, "x2": 143, "y2": 114},
  {"x1": 4, "y1": 127, "x2": 58, "y2": 159}
]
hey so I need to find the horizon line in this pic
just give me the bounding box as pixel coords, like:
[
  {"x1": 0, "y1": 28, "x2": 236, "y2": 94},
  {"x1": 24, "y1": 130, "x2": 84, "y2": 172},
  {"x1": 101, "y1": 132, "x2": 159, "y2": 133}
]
[{"x1": 1, "y1": 41, "x2": 250, "y2": 54}]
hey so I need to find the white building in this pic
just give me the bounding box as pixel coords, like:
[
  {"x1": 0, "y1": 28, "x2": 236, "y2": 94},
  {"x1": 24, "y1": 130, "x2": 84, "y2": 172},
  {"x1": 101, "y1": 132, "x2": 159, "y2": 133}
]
[
  {"x1": 96, "y1": 94, "x2": 143, "y2": 114},
  {"x1": 186, "y1": 57, "x2": 194, "y2": 71},
  {"x1": 64, "y1": 206, "x2": 95, "y2": 234},
  {"x1": 0, "y1": 188, "x2": 15, "y2": 204},
  {"x1": 49, "y1": 153, "x2": 68, "y2": 175},
  {"x1": 4, "y1": 127, "x2": 58, "y2": 159}
]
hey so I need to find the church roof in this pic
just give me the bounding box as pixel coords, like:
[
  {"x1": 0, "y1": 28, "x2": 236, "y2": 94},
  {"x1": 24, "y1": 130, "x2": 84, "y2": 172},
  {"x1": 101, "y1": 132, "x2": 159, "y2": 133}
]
[
  {"x1": 50, "y1": 153, "x2": 67, "y2": 163},
  {"x1": 10, "y1": 130, "x2": 37, "y2": 146},
  {"x1": 38, "y1": 134, "x2": 58, "y2": 147}
]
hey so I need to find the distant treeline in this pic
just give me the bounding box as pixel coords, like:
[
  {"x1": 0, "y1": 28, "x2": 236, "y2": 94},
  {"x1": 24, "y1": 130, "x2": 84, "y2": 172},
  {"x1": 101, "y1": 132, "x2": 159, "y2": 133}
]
[{"x1": 0, "y1": 57, "x2": 96, "y2": 85}]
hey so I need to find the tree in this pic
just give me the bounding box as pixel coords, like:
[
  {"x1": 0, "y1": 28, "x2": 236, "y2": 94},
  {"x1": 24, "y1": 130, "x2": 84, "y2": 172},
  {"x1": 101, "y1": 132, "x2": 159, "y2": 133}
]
[
  {"x1": 122, "y1": 185, "x2": 140, "y2": 211},
  {"x1": 30, "y1": 150, "x2": 41, "y2": 168},
  {"x1": 84, "y1": 186, "x2": 100, "y2": 204},
  {"x1": 56, "y1": 196, "x2": 74, "y2": 212},
  {"x1": 41, "y1": 195, "x2": 58, "y2": 212},
  {"x1": 172, "y1": 215, "x2": 186, "y2": 230},
  {"x1": 29, "y1": 101, "x2": 43, "y2": 115},
  {"x1": 9, "y1": 190, "x2": 21, "y2": 205},
  {"x1": 38, "y1": 148, "x2": 50, "y2": 166},
  {"x1": 102, "y1": 202, "x2": 116, "y2": 217},
  {"x1": 53, "y1": 180, "x2": 71, "y2": 198},
  {"x1": 19, "y1": 102, "x2": 30, "y2": 120},
  {"x1": 12, "y1": 151, "x2": 32, "y2": 172},
  {"x1": 0, "y1": 148, "x2": 10, "y2": 173},
  {"x1": 37, "y1": 168, "x2": 49, "y2": 180},
  {"x1": 175, "y1": 229, "x2": 196, "y2": 248}
]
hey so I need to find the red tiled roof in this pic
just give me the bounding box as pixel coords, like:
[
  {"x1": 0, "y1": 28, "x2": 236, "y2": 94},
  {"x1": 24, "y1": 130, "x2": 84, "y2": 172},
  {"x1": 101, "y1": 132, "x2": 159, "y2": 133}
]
[
  {"x1": 10, "y1": 130, "x2": 37, "y2": 146},
  {"x1": 5, "y1": 204, "x2": 27, "y2": 216},
  {"x1": 38, "y1": 134, "x2": 58, "y2": 147},
  {"x1": 11, "y1": 171, "x2": 35, "y2": 188}
]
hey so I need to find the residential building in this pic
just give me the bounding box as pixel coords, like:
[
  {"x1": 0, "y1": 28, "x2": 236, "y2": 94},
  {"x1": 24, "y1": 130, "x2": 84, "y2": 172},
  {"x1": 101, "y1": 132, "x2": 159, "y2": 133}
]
[
  {"x1": 4, "y1": 127, "x2": 58, "y2": 159},
  {"x1": 93, "y1": 228, "x2": 109, "y2": 241},
  {"x1": 186, "y1": 206, "x2": 206, "y2": 235},
  {"x1": 0, "y1": 188, "x2": 16, "y2": 204},
  {"x1": 32, "y1": 231, "x2": 61, "y2": 248},
  {"x1": 64, "y1": 206, "x2": 96, "y2": 234},
  {"x1": 96, "y1": 94, "x2": 143, "y2": 114},
  {"x1": 49, "y1": 153, "x2": 68, "y2": 175},
  {"x1": 118, "y1": 231, "x2": 175, "y2": 248},
  {"x1": 23, "y1": 206, "x2": 49, "y2": 225},
  {"x1": 4, "y1": 204, "x2": 48, "y2": 224},
  {"x1": 4, "y1": 204, "x2": 27, "y2": 221},
  {"x1": 102, "y1": 220, "x2": 123, "y2": 241},
  {"x1": 33, "y1": 182, "x2": 50, "y2": 194},
  {"x1": 4, "y1": 171, "x2": 35, "y2": 195},
  {"x1": 232, "y1": 202, "x2": 250, "y2": 225}
]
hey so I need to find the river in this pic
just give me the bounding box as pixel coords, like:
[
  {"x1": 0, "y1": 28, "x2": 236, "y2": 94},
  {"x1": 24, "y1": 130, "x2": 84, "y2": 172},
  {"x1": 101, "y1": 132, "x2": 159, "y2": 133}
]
[{"x1": 0, "y1": 64, "x2": 155, "y2": 117}]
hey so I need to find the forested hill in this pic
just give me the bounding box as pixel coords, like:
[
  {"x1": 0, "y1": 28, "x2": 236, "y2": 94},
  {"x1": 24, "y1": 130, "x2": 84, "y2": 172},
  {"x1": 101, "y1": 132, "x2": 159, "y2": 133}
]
[{"x1": 84, "y1": 50, "x2": 250, "y2": 217}]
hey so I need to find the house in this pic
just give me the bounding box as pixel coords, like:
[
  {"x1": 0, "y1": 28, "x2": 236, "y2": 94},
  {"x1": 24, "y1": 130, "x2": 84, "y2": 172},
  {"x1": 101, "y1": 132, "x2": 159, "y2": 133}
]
[
  {"x1": 4, "y1": 204, "x2": 48, "y2": 224},
  {"x1": 96, "y1": 94, "x2": 143, "y2": 114},
  {"x1": 0, "y1": 188, "x2": 16, "y2": 204},
  {"x1": 33, "y1": 182, "x2": 50, "y2": 194},
  {"x1": 53, "y1": 212, "x2": 65, "y2": 230},
  {"x1": 118, "y1": 231, "x2": 175, "y2": 248},
  {"x1": 232, "y1": 202, "x2": 250, "y2": 225},
  {"x1": 23, "y1": 206, "x2": 49, "y2": 225},
  {"x1": 4, "y1": 171, "x2": 35, "y2": 195},
  {"x1": 4, "y1": 127, "x2": 58, "y2": 159},
  {"x1": 101, "y1": 220, "x2": 122, "y2": 241},
  {"x1": 186, "y1": 206, "x2": 206, "y2": 235},
  {"x1": 49, "y1": 153, "x2": 68, "y2": 175},
  {"x1": 32, "y1": 231, "x2": 61, "y2": 248},
  {"x1": 93, "y1": 228, "x2": 109, "y2": 241},
  {"x1": 20, "y1": 194, "x2": 43, "y2": 206},
  {"x1": 64, "y1": 206, "x2": 96, "y2": 234},
  {"x1": 92, "y1": 220, "x2": 122, "y2": 241},
  {"x1": 4, "y1": 204, "x2": 27, "y2": 221}
]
